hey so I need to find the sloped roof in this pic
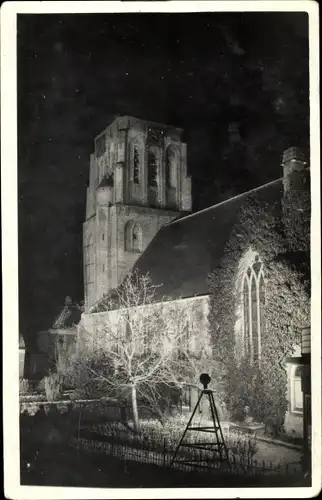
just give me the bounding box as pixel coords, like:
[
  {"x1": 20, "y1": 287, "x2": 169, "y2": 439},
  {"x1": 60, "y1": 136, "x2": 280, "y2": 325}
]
[
  {"x1": 131, "y1": 179, "x2": 283, "y2": 301},
  {"x1": 97, "y1": 174, "x2": 114, "y2": 188},
  {"x1": 52, "y1": 299, "x2": 82, "y2": 330}
]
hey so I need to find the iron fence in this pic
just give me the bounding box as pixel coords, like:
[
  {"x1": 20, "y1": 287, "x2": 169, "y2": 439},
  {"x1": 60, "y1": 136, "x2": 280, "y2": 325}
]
[
  {"x1": 68, "y1": 425, "x2": 302, "y2": 478},
  {"x1": 20, "y1": 408, "x2": 303, "y2": 481}
]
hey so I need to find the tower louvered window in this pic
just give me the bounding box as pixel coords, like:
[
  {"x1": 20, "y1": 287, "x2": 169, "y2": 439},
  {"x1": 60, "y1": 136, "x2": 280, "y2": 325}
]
[
  {"x1": 148, "y1": 150, "x2": 158, "y2": 187},
  {"x1": 133, "y1": 145, "x2": 140, "y2": 184}
]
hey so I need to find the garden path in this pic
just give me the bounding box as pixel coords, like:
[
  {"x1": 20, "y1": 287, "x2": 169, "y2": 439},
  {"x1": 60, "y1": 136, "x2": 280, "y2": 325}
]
[{"x1": 254, "y1": 439, "x2": 301, "y2": 468}]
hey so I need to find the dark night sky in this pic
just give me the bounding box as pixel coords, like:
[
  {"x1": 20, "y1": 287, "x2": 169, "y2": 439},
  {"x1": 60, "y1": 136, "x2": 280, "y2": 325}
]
[{"x1": 17, "y1": 12, "x2": 309, "y2": 346}]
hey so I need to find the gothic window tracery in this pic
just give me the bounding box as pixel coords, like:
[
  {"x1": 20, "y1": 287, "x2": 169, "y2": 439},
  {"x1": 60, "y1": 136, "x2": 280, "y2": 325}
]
[
  {"x1": 243, "y1": 278, "x2": 250, "y2": 354},
  {"x1": 242, "y1": 254, "x2": 265, "y2": 363}
]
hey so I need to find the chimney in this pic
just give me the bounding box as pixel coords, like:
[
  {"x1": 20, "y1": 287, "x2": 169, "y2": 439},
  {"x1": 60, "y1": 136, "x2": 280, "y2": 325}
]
[
  {"x1": 282, "y1": 147, "x2": 310, "y2": 252},
  {"x1": 282, "y1": 147, "x2": 308, "y2": 193}
]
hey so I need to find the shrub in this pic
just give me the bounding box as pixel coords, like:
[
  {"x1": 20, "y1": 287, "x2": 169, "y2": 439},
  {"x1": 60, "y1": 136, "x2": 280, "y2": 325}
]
[
  {"x1": 89, "y1": 416, "x2": 258, "y2": 472},
  {"x1": 226, "y1": 429, "x2": 258, "y2": 471},
  {"x1": 43, "y1": 372, "x2": 62, "y2": 402},
  {"x1": 52, "y1": 341, "x2": 116, "y2": 401},
  {"x1": 19, "y1": 378, "x2": 31, "y2": 396},
  {"x1": 69, "y1": 386, "x2": 107, "y2": 400},
  {"x1": 37, "y1": 377, "x2": 47, "y2": 394},
  {"x1": 264, "y1": 416, "x2": 285, "y2": 438},
  {"x1": 55, "y1": 345, "x2": 78, "y2": 391}
]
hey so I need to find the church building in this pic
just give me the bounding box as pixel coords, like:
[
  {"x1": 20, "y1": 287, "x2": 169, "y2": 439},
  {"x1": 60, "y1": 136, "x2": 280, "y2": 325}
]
[{"x1": 81, "y1": 116, "x2": 310, "y2": 439}]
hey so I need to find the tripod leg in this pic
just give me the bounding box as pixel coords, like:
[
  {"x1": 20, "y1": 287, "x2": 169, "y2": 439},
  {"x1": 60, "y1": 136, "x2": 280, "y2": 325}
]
[
  {"x1": 170, "y1": 390, "x2": 204, "y2": 466},
  {"x1": 207, "y1": 392, "x2": 224, "y2": 464},
  {"x1": 209, "y1": 392, "x2": 231, "y2": 470},
  {"x1": 213, "y1": 394, "x2": 230, "y2": 466}
]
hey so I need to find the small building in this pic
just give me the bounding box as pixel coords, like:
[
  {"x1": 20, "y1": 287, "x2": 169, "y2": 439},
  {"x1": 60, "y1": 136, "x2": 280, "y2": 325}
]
[{"x1": 34, "y1": 297, "x2": 81, "y2": 379}]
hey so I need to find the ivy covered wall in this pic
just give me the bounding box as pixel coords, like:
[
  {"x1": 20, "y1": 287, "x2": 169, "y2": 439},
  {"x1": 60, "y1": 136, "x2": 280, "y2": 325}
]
[{"x1": 207, "y1": 170, "x2": 310, "y2": 426}]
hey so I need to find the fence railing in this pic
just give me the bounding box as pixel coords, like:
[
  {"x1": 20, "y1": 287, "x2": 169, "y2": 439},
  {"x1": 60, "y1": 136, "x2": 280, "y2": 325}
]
[
  {"x1": 68, "y1": 425, "x2": 301, "y2": 478},
  {"x1": 20, "y1": 407, "x2": 303, "y2": 480}
]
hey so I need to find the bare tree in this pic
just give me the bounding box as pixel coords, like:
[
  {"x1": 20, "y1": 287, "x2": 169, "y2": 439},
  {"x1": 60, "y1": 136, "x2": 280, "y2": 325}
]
[{"x1": 74, "y1": 271, "x2": 209, "y2": 430}]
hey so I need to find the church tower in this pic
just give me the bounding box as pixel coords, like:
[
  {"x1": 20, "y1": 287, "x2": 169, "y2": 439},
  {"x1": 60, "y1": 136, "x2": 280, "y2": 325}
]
[{"x1": 83, "y1": 116, "x2": 192, "y2": 310}]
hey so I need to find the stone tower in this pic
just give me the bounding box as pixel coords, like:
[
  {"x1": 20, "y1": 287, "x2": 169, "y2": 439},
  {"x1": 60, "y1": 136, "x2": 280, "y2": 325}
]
[{"x1": 83, "y1": 116, "x2": 192, "y2": 310}]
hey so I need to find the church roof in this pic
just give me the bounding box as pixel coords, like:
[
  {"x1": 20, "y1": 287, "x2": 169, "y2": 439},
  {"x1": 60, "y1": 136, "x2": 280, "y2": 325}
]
[{"x1": 131, "y1": 179, "x2": 283, "y2": 302}]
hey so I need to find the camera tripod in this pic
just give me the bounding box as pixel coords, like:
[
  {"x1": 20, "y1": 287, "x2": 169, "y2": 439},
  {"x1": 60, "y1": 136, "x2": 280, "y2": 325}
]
[{"x1": 170, "y1": 373, "x2": 230, "y2": 471}]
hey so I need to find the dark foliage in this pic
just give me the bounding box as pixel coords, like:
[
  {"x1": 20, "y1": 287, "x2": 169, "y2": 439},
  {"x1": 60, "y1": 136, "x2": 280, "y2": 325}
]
[{"x1": 207, "y1": 177, "x2": 310, "y2": 428}]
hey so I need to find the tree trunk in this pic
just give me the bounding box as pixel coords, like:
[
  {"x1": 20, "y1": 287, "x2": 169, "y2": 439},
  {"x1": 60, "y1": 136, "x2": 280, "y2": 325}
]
[{"x1": 131, "y1": 383, "x2": 140, "y2": 431}]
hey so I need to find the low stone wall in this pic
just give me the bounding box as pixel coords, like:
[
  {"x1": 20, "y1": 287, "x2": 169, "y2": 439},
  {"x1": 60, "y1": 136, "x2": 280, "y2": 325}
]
[
  {"x1": 20, "y1": 398, "x2": 123, "y2": 420},
  {"x1": 19, "y1": 395, "x2": 173, "y2": 421}
]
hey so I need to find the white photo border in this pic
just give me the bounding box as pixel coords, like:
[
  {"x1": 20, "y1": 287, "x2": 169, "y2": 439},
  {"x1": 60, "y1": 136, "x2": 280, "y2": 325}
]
[{"x1": 1, "y1": 2, "x2": 320, "y2": 498}]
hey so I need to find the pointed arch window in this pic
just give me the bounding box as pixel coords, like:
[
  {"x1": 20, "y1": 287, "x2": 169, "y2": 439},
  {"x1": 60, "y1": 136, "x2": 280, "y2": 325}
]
[
  {"x1": 125, "y1": 221, "x2": 143, "y2": 253},
  {"x1": 251, "y1": 275, "x2": 259, "y2": 360},
  {"x1": 132, "y1": 223, "x2": 142, "y2": 252},
  {"x1": 242, "y1": 254, "x2": 265, "y2": 363},
  {"x1": 166, "y1": 147, "x2": 177, "y2": 188},
  {"x1": 129, "y1": 141, "x2": 141, "y2": 185},
  {"x1": 243, "y1": 278, "x2": 250, "y2": 355},
  {"x1": 165, "y1": 147, "x2": 177, "y2": 209},
  {"x1": 84, "y1": 233, "x2": 94, "y2": 306},
  {"x1": 148, "y1": 150, "x2": 158, "y2": 187},
  {"x1": 133, "y1": 145, "x2": 140, "y2": 184},
  {"x1": 259, "y1": 274, "x2": 265, "y2": 344}
]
